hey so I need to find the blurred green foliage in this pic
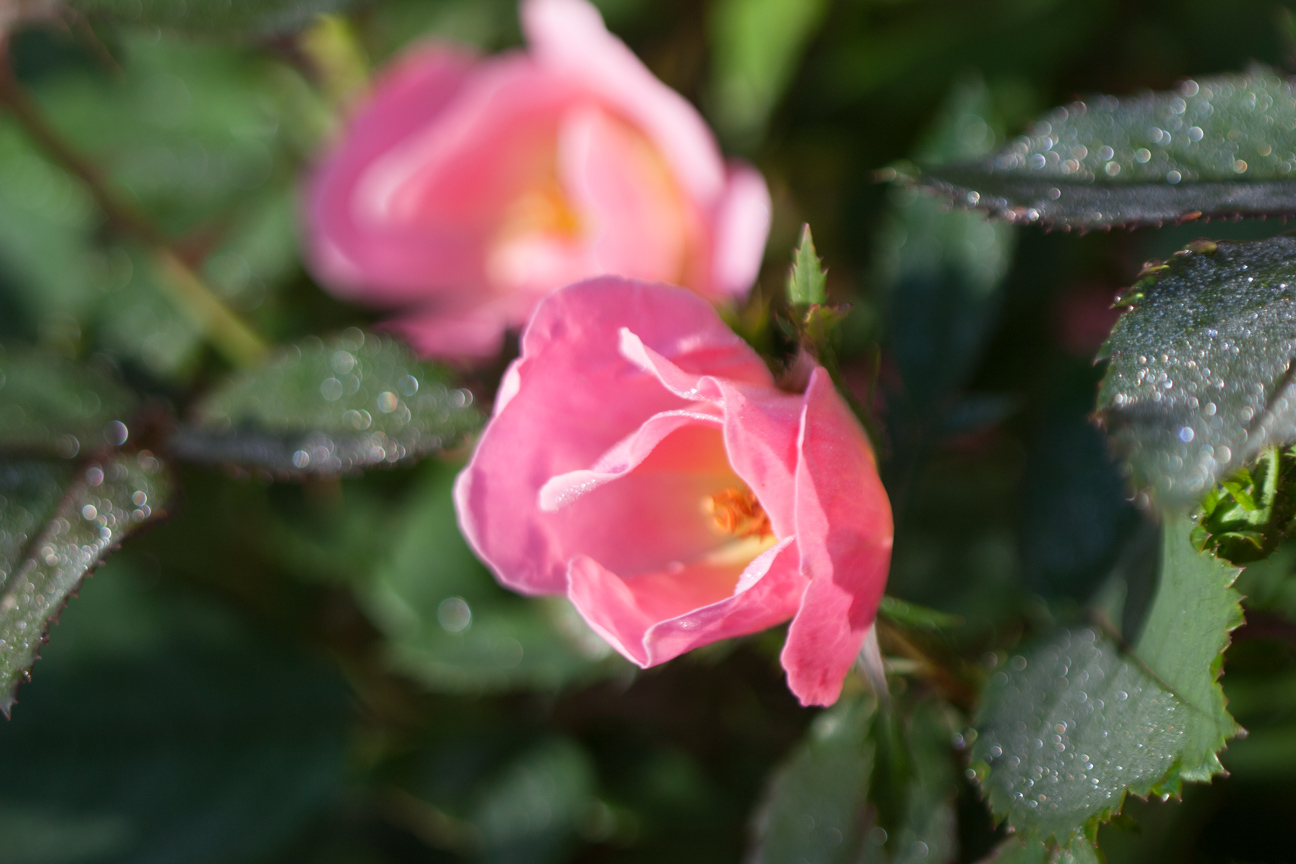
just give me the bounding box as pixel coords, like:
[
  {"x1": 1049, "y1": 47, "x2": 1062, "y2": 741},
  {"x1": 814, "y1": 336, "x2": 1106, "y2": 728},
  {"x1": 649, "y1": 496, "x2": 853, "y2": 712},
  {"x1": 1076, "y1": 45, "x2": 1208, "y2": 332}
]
[{"x1": 4, "y1": 0, "x2": 1296, "y2": 862}]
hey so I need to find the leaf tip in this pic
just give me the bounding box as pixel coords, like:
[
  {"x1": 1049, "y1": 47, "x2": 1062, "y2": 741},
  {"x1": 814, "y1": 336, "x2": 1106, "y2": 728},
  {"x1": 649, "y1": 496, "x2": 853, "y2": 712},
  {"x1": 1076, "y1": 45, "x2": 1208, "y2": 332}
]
[{"x1": 787, "y1": 224, "x2": 827, "y2": 307}]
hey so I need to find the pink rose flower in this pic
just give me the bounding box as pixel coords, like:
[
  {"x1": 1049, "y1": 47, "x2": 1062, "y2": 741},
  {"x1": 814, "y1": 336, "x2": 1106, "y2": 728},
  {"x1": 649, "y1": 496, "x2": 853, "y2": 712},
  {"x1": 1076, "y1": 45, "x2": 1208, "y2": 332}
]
[
  {"x1": 304, "y1": 0, "x2": 771, "y2": 360},
  {"x1": 454, "y1": 279, "x2": 893, "y2": 706}
]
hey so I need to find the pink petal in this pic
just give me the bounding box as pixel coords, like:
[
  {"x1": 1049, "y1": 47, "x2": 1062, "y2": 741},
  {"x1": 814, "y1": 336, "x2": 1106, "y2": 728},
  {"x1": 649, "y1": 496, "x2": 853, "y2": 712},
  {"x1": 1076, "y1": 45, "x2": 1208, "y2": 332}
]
[
  {"x1": 349, "y1": 56, "x2": 579, "y2": 297},
  {"x1": 304, "y1": 45, "x2": 479, "y2": 301},
  {"x1": 708, "y1": 162, "x2": 772, "y2": 297},
  {"x1": 713, "y1": 379, "x2": 802, "y2": 539},
  {"x1": 311, "y1": 50, "x2": 594, "y2": 306},
  {"x1": 455, "y1": 278, "x2": 769, "y2": 595},
  {"x1": 617, "y1": 327, "x2": 774, "y2": 398},
  {"x1": 538, "y1": 408, "x2": 725, "y2": 511},
  {"x1": 540, "y1": 420, "x2": 742, "y2": 577},
  {"x1": 781, "y1": 368, "x2": 894, "y2": 706},
  {"x1": 384, "y1": 303, "x2": 509, "y2": 361},
  {"x1": 567, "y1": 537, "x2": 802, "y2": 666},
  {"x1": 557, "y1": 106, "x2": 692, "y2": 286},
  {"x1": 521, "y1": 0, "x2": 727, "y2": 206}
]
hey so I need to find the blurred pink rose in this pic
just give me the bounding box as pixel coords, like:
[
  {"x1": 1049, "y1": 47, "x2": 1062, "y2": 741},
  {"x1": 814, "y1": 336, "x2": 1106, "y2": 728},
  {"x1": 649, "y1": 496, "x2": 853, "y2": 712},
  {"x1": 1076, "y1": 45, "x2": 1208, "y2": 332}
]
[
  {"x1": 304, "y1": 0, "x2": 771, "y2": 360},
  {"x1": 455, "y1": 279, "x2": 893, "y2": 706}
]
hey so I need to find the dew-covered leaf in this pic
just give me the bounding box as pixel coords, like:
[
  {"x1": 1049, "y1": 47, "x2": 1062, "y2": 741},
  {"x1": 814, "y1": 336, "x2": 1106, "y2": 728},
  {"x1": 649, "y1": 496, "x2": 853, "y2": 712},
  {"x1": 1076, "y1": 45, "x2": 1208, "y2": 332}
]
[
  {"x1": 0, "y1": 461, "x2": 73, "y2": 579},
  {"x1": 361, "y1": 460, "x2": 628, "y2": 693},
  {"x1": 0, "y1": 346, "x2": 136, "y2": 457},
  {"x1": 68, "y1": 0, "x2": 362, "y2": 35},
  {"x1": 977, "y1": 837, "x2": 1100, "y2": 864},
  {"x1": 970, "y1": 515, "x2": 1242, "y2": 849},
  {"x1": 921, "y1": 69, "x2": 1296, "y2": 228},
  {"x1": 172, "y1": 331, "x2": 481, "y2": 475},
  {"x1": 0, "y1": 451, "x2": 170, "y2": 715},
  {"x1": 1097, "y1": 235, "x2": 1296, "y2": 507},
  {"x1": 749, "y1": 694, "x2": 875, "y2": 864}
]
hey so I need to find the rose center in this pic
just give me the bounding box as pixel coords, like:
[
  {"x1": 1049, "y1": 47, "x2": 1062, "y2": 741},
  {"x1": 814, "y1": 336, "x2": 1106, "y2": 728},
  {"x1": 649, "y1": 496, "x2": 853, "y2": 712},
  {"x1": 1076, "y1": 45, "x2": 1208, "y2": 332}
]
[
  {"x1": 501, "y1": 178, "x2": 585, "y2": 241},
  {"x1": 704, "y1": 487, "x2": 773, "y2": 540}
]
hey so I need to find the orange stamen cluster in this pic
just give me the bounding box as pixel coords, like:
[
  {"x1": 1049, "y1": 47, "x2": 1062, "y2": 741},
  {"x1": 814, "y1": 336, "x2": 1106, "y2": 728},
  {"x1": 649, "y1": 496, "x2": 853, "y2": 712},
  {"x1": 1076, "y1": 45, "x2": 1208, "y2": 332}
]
[{"x1": 704, "y1": 487, "x2": 773, "y2": 540}]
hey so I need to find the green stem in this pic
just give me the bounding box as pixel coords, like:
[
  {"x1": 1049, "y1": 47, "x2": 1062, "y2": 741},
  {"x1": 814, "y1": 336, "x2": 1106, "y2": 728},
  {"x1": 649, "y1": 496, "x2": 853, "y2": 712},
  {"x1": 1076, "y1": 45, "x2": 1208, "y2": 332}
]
[{"x1": 0, "y1": 53, "x2": 270, "y2": 368}]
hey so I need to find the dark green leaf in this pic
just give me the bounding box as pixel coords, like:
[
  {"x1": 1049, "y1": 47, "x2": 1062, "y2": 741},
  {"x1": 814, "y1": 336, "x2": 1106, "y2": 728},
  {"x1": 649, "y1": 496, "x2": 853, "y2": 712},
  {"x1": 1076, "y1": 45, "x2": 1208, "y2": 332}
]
[
  {"x1": 867, "y1": 701, "x2": 960, "y2": 864},
  {"x1": 68, "y1": 0, "x2": 362, "y2": 35},
  {"x1": 172, "y1": 330, "x2": 481, "y2": 475},
  {"x1": 921, "y1": 69, "x2": 1296, "y2": 228},
  {"x1": 0, "y1": 35, "x2": 329, "y2": 379},
  {"x1": 0, "y1": 346, "x2": 136, "y2": 457},
  {"x1": 471, "y1": 738, "x2": 597, "y2": 863},
  {"x1": 787, "y1": 223, "x2": 827, "y2": 307},
  {"x1": 1231, "y1": 540, "x2": 1296, "y2": 616},
  {"x1": 1019, "y1": 364, "x2": 1139, "y2": 602},
  {"x1": 750, "y1": 695, "x2": 958, "y2": 864},
  {"x1": 749, "y1": 693, "x2": 876, "y2": 864},
  {"x1": 971, "y1": 515, "x2": 1243, "y2": 849},
  {"x1": 0, "y1": 561, "x2": 351, "y2": 863},
  {"x1": 879, "y1": 77, "x2": 1014, "y2": 418},
  {"x1": 361, "y1": 460, "x2": 629, "y2": 693},
  {"x1": 0, "y1": 451, "x2": 169, "y2": 715},
  {"x1": 1097, "y1": 236, "x2": 1296, "y2": 507}
]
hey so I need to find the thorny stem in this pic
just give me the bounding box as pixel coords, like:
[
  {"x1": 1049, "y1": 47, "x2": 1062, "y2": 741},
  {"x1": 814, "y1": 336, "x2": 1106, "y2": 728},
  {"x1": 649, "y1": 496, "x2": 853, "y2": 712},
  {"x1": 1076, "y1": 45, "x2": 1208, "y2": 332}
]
[{"x1": 0, "y1": 47, "x2": 270, "y2": 368}]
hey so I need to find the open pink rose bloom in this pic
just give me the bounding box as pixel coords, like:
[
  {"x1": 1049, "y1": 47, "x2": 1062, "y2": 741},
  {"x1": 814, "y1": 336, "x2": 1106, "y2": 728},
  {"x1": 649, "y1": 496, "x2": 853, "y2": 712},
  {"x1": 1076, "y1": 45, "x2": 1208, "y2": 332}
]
[
  {"x1": 455, "y1": 279, "x2": 893, "y2": 706},
  {"x1": 304, "y1": 0, "x2": 771, "y2": 360}
]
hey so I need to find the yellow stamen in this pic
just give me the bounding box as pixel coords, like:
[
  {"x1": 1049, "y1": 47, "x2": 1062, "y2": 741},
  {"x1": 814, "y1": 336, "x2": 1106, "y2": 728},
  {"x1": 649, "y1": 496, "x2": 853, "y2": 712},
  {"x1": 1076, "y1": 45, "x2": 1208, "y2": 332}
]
[
  {"x1": 704, "y1": 486, "x2": 773, "y2": 540},
  {"x1": 501, "y1": 180, "x2": 584, "y2": 240}
]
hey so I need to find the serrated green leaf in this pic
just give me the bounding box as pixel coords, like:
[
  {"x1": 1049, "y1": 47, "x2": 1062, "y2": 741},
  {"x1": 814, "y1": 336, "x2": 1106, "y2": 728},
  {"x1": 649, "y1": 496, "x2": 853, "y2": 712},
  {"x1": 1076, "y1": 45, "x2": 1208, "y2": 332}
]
[
  {"x1": 0, "y1": 461, "x2": 73, "y2": 577},
  {"x1": 1097, "y1": 236, "x2": 1296, "y2": 508},
  {"x1": 978, "y1": 837, "x2": 1100, "y2": 864},
  {"x1": 920, "y1": 69, "x2": 1296, "y2": 228},
  {"x1": 787, "y1": 223, "x2": 827, "y2": 307},
  {"x1": 977, "y1": 838, "x2": 1050, "y2": 864},
  {"x1": 362, "y1": 460, "x2": 628, "y2": 693},
  {"x1": 749, "y1": 694, "x2": 876, "y2": 863},
  {"x1": 172, "y1": 331, "x2": 481, "y2": 475},
  {"x1": 971, "y1": 514, "x2": 1242, "y2": 850},
  {"x1": 0, "y1": 346, "x2": 136, "y2": 456},
  {"x1": 68, "y1": 0, "x2": 362, "y2": 35},
  {"x1": 0, "y1": 451, "x2": 170, "y2": 715}
]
